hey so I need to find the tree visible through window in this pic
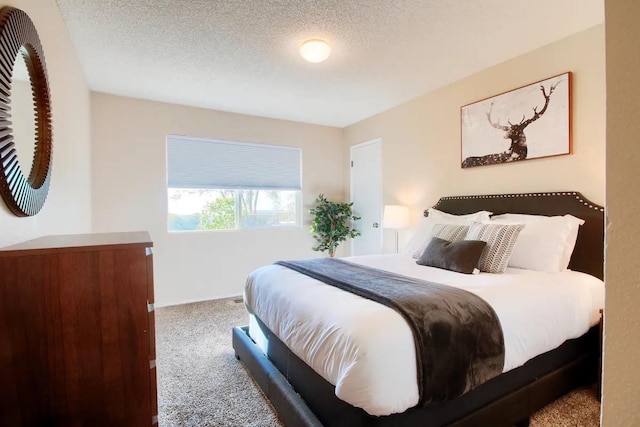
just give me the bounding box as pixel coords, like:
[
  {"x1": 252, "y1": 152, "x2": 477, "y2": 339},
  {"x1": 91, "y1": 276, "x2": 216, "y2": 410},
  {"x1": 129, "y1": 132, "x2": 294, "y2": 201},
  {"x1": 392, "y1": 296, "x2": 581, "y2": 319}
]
[
  {"x1": 168, "y1": 189, "x2": 298, "y2": 231},
  {"x1": 198, "y1": 190, "x2": 235, "y2": 230}
]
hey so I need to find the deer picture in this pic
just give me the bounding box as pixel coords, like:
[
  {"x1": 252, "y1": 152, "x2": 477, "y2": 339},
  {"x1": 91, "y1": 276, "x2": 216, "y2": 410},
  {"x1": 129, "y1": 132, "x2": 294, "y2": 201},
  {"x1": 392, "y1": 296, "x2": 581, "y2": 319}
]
[{"x1": 462, "y1": 81, "x2": 559, "y2": 168}]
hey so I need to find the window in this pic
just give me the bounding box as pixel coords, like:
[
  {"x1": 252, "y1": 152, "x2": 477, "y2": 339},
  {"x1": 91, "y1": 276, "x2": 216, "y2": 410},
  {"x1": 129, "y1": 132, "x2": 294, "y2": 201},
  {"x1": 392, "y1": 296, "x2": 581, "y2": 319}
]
[{"x1": 167, "y1": 135, "x2": 301, "y2": 231}]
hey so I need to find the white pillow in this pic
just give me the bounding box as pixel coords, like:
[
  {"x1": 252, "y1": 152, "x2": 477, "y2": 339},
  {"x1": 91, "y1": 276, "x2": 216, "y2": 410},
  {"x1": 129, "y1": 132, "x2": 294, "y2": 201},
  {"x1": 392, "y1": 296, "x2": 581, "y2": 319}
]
[
  {"x1": 490, "y1": 213, "x2": 585, "y2": 273},
  {"x1": 402, "y1": 209, "x2": 492, "y2": 258},
  {"x1": 427, "y1": 208, "x2": 493, "y2": 221}
]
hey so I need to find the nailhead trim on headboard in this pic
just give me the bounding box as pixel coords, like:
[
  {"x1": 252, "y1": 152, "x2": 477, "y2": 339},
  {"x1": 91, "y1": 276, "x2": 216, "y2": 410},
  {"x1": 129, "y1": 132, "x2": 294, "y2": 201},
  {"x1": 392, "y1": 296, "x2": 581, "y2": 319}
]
[{"x1": 426, "y1": 191, "x2": 604, "y2": 217}]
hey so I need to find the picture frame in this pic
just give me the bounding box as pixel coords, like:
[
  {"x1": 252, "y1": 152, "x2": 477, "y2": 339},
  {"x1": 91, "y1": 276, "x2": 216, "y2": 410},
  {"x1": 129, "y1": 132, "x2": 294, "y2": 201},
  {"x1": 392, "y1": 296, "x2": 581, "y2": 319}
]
[{"x1": 461, "y1": 72, "x2": 571, "y2": 168}]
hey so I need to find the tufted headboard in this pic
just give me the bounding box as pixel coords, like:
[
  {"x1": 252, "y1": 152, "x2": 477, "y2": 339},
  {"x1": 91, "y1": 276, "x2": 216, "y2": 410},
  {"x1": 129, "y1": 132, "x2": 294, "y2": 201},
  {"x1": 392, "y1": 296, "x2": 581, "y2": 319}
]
[{"x1": 424, "y1": 192, "x2": 604, "y2": 280}]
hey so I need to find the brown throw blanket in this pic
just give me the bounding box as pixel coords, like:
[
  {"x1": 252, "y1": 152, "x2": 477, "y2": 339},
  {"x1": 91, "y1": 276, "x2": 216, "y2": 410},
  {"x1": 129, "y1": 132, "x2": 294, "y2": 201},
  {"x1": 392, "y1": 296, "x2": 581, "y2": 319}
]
[{"x1": 275, "y1": 258, "x2": 505, "y2": 406}]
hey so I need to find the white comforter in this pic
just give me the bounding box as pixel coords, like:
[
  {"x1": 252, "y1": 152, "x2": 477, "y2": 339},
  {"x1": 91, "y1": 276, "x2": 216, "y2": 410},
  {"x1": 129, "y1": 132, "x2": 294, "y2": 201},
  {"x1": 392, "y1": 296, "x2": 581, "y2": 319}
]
[{"x1": 244, "y1": 254, "x2": 604, "y2": 416}]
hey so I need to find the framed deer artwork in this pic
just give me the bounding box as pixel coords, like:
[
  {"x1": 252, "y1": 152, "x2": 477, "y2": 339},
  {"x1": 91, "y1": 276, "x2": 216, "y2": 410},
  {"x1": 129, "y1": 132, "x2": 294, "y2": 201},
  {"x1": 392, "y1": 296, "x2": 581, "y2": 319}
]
[{"x1": 461, "y1": 72, "x2": 571, "y2": 168}]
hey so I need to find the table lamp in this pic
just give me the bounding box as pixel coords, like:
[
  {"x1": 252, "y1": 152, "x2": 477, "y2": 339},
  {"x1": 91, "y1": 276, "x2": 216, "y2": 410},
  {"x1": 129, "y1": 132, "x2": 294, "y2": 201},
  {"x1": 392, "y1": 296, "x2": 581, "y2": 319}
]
[{"x1": 383, "y1": 205, "x2": 409, "y2": 253}]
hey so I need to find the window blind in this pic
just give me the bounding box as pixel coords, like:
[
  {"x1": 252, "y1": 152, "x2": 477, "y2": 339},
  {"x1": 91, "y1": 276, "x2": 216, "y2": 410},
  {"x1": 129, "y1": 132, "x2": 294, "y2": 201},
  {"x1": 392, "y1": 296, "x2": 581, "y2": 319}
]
[{"x1": 167, "y1": 136, "x2": 301, "y2": 190}]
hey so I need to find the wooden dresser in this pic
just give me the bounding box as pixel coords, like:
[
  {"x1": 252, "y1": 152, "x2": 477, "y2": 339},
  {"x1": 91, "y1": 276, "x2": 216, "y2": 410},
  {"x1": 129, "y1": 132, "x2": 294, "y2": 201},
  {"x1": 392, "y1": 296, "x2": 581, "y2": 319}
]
[{"x1": 0, "y1": 232, "x2": 158, "y2": 426}]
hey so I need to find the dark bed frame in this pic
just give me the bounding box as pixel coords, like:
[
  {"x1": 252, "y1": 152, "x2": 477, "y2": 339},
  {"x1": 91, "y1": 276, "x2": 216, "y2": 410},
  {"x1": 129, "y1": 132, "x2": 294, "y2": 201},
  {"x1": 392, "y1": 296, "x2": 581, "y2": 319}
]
[{"x1": 232, "y1": 191, "x2": 604, "y2": 427}]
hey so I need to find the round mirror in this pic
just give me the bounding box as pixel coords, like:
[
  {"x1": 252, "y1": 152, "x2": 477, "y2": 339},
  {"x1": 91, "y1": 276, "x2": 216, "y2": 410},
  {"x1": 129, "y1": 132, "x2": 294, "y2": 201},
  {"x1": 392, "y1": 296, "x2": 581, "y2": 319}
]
[{"x1": 0, "y1": 7, "x2": 53, "y2": 216}]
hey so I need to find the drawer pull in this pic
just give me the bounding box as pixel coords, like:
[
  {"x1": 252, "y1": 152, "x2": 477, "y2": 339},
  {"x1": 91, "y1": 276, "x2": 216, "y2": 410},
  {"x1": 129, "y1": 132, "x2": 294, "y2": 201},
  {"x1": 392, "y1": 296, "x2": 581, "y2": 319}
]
[
  {"x1": 150, "y1": 359, "x2": 156, "y2": 369},
  {"x1": 148, "y1": 302, "x2": 155, "y2": 313},
  {"x1": 146, "y1": 247, "x2": 153, "y2": 256}
]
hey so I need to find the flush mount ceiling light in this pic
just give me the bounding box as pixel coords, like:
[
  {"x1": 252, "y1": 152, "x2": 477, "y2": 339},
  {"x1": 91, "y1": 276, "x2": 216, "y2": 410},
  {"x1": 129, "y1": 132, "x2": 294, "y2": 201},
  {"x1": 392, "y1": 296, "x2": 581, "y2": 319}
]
[{"x1": 299, "y1": 39, "x2": 331, "y2": 63}]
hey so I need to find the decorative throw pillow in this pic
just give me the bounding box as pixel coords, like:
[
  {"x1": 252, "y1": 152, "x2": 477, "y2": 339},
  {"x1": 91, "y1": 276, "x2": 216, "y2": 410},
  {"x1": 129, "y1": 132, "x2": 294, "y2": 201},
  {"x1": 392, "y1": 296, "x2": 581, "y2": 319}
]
[
  {"x1": 465, "y1": 222, "x2": 525, "y2": 274},
  {"x1": 411, "y1": 223, "x2": 470, "y2": 259},
  {"x1": 431, "y1": 223, "x2": 469, "y2": 242},
  {"x1": 416, "y1": 237, "x2": 487, "y2": 274}
]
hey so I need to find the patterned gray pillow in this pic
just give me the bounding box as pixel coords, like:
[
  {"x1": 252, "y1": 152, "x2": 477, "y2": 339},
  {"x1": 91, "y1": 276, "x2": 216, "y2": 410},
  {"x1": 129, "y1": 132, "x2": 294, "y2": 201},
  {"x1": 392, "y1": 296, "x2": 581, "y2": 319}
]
[
  {"x1": 412, "y1": 223, "x2": 470, "y2": 259},
  {"x1": 465, "y1": 222, "x2": 525, "y2": 274}
]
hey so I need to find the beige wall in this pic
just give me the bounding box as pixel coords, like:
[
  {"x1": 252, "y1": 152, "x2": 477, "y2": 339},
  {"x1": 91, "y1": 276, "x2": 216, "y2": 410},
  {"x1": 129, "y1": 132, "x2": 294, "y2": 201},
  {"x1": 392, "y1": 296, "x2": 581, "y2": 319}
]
[
  {"x1": 344, "y1": 25, "x2": 605, "y2": 250},
  {"x1": 0, "y1": 0, "x2": 92, "y2": 245},
  {"x1": 602, "y1": 0, "x2": 640, "y2": 425},
  {"x1": 90, "y1": 93, "x2": 344, "y2": 306}
]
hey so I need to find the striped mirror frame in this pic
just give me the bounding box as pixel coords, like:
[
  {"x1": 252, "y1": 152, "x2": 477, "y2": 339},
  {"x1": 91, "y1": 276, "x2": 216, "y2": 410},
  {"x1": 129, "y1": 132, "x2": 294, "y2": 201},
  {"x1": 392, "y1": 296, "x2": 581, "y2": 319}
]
[{"x1": 0, "y1": 6, "x2": 52, "y2": 216}]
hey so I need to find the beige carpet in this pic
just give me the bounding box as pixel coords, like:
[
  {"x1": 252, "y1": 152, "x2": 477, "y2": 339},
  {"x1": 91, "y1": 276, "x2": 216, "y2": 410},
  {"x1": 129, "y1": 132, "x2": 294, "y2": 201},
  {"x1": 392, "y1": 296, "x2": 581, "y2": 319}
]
[{"x1": 156, "y1": 298, "x2": 600, "y2": 426}]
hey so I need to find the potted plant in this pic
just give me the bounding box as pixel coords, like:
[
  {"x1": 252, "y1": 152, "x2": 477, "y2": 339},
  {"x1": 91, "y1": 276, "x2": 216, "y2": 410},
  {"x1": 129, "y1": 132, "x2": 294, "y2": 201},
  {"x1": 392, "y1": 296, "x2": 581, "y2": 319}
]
[{"x1": 309, "y1": 194, "x2": 361, "y2": 257}]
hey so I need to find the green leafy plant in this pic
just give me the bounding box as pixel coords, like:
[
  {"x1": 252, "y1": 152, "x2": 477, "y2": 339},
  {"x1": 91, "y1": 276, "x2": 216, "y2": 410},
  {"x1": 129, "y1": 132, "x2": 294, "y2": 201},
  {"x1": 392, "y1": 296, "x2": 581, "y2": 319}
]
[
  {"x1": 309, "y1": 194, "x2": 361, "y2": 257},
  {"x1": 198, "y1": 195, "x2": 235, "y2": 230}
]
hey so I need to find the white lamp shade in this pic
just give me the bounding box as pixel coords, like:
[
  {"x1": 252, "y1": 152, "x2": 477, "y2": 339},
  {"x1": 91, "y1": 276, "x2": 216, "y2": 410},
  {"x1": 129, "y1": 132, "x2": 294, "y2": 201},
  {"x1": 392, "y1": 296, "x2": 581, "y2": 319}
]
[
  {"x1": 383, "y1": 205, "x2": 409, "y2": 229},
  {"x1": 299, "y1": 39, "x2": 331, "y2": 63}
]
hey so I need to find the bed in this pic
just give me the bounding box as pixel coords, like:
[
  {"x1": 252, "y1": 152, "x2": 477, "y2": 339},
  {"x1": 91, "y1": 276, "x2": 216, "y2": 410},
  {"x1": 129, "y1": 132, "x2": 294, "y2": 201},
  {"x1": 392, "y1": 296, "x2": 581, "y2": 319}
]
[{"x1": 232, "y1": 191, "x2": 604, "y2": 427}]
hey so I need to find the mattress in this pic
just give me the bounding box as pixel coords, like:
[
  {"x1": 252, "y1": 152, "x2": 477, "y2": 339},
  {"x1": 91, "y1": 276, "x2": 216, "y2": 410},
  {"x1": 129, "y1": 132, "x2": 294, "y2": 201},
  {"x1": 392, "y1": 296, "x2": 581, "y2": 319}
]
[{"x1": 244, "y1": 253, "x2": 604, "y2": 417}]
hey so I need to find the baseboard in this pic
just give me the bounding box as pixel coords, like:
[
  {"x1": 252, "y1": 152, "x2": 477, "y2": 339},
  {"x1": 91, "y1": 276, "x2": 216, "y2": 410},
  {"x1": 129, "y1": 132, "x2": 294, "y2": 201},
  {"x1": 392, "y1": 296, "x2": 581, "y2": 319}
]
[{"x1": 155, "y1": 294, "x2": 243, "y2": 308}]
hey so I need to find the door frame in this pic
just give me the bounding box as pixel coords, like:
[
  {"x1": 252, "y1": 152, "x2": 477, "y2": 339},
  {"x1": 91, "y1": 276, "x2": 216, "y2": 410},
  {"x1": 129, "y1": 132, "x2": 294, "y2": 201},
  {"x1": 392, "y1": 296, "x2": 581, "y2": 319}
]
[{"x1": 350, "y1": 137, "x2": 383, "y2": 255}]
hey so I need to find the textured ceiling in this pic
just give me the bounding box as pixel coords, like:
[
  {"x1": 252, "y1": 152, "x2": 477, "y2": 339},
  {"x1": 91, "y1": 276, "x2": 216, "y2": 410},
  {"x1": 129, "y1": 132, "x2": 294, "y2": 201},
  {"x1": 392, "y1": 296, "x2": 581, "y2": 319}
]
[{"x1": 55, "y1": 0, "x2": 603, "y2": 128}]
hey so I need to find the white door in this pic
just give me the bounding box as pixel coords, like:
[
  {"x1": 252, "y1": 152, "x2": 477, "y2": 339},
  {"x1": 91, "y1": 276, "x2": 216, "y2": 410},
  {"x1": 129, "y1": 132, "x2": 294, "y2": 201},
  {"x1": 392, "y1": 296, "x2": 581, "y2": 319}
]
[{"x1": 350, "y1": 139, "x2": 382, "y2": 255}]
